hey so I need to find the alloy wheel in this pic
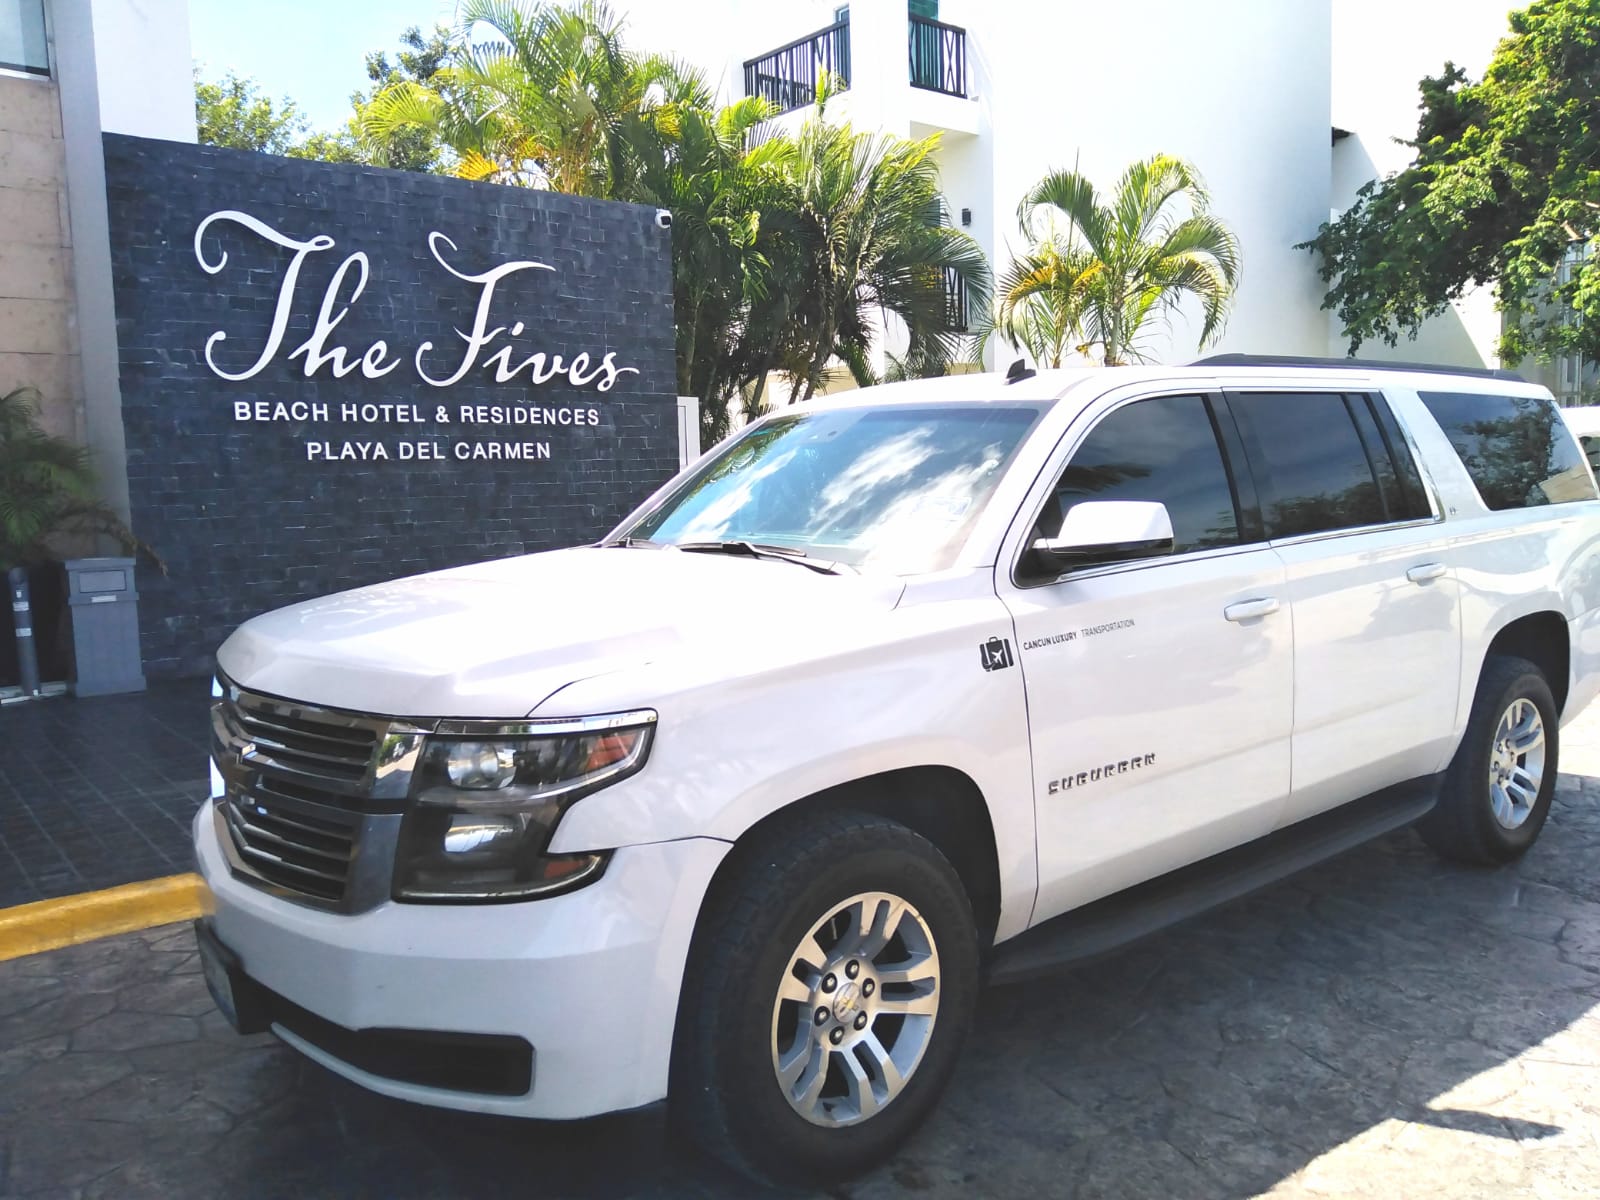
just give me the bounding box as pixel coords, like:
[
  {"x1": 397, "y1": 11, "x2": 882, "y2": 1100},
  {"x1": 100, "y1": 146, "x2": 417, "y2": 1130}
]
[
  {"x1": 769, "y1": 891, "x2": 941, "y2": 1127},
  {"x1": 1487, "y1": 696, "x2": 1546, "y2": 830}
]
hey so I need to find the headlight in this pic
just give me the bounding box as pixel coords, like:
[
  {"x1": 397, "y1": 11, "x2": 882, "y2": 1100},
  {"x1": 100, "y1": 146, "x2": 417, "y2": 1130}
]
[{"x1": 392, "y1": 711, "x2": 656, "y2": 903}]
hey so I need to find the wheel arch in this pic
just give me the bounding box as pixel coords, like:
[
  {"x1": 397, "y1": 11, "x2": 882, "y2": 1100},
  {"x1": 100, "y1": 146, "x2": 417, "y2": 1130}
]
[
  {"x1": 695, "y1": 766, "x2": 1004, "y2": 952},
  {"x1": 1483, "y1": 610, "x2": 1570, "y2": 714}
]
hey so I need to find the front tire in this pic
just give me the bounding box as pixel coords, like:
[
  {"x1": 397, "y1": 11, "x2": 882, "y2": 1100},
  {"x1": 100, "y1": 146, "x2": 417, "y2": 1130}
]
[
  {"x1": 671, "y1": 810, "x2": 979, "y2": 1186},
  {"x1": 1419, "y1": 654, "x2": 1559, "y2": 865}
]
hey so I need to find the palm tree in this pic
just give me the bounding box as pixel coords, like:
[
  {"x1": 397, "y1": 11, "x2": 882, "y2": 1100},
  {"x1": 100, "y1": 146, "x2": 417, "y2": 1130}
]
[
  {"x1": 625, "y1": 83, "x2": 798, "y2": 442},
  {"x1": 361, "y1": 0, "x2": 670, "y2": 196},
  {"x1": 976, "y1": 241, "x2": 1097, "y2": 368},
  {"x1": 777, "y1": 110, "x2": 991, "y2": 400},
  {"x1": 996, "y1": 155, "x2": 1240, "y2": 366}
]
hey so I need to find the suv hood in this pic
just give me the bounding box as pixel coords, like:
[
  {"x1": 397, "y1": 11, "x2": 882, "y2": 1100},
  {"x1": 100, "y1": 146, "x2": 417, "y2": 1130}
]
[{"x1": 216, "y1": 546, "x2": 905, "y2": 718}]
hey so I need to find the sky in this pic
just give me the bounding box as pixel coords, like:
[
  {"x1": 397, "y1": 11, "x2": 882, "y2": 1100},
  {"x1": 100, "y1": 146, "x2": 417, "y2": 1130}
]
[
  {"x1": 186, "y1": 0, "x2": 752, "y2": 136},
  {"x1": 188, "y1": 0, "x2": 458, "y2": 133}
]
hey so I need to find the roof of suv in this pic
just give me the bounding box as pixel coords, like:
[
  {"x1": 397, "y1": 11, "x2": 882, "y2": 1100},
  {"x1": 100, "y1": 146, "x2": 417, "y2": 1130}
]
[{"x1": 807, "y1": 362, "x2": 1550, "y2": 409}]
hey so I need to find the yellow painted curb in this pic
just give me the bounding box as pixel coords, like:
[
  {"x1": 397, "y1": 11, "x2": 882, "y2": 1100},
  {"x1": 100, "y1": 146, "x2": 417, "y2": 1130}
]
[{"x1": 0, "y1": 873, "x2": 210, "y2": 963}]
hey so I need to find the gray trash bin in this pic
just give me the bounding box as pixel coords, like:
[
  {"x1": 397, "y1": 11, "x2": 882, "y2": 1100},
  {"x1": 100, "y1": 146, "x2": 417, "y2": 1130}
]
[{"x1": 65, "y1": 557, "x2": 147, "y2": 697}]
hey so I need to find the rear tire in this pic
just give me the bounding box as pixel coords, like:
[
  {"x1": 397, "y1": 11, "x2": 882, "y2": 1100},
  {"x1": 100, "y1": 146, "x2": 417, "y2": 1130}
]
[
  {"x1": 671, "y1": 809, "x2": 979, "y2": 1186},
  {"x1": 1419, "y1": 654, "x2": 1558, "y2": 865}
]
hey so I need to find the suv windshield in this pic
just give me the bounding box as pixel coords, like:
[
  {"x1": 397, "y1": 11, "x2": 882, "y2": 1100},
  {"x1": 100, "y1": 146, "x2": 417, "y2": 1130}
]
[{"x1": 620, "y1": 403, "x2": 1046, "y2": 573}]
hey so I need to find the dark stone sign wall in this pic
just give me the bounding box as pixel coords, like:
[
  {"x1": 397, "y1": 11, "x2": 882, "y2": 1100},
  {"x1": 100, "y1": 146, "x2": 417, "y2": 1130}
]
[{"x1": 102, "y1": 134, "x2": 678, "y2": 679}]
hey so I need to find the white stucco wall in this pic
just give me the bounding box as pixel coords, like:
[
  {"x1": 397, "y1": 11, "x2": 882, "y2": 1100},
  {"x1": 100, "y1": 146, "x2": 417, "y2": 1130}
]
[
  {"x1": 955, "y1": 0, "x2": 1333, "y2": 364},
  {"x1": 1328, "y1": 0, "x2": 1514, "y2": 365},
  {"x1": 84, "y1": 0, "x2": 196, "y2": 142},
  {"x1": 635, "y1": 0, "x2": 1335, "y2": 369}
]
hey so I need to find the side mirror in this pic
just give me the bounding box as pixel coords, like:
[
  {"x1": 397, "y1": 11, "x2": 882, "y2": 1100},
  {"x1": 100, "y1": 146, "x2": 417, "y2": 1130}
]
[{"x1": 1030, "y1": 500, "x2": 1175, "y2": 574}]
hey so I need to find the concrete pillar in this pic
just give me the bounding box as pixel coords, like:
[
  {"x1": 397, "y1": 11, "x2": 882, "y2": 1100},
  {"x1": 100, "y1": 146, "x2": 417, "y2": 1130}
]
[{"x1": 48, "y1": 0, "x2": 130, "y2": 524}]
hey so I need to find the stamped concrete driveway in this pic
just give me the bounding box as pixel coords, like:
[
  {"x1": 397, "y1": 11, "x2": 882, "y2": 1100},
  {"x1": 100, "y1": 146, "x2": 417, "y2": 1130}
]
[{"x1": 4, "y1": 717, "x2": 1600, "y2": 1199}]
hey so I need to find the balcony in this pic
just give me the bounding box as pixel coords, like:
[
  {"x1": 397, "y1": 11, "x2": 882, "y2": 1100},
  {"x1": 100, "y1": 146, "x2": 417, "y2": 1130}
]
[
  {"x1": 743, "y1": 20, "x2": 852, "y2": 115},
  {"x1": 743, "y1": 10, "x2": 974, "y2": 134},
  {"x1": 908, "y1": 15, "x2": 967, "y2": 98}
]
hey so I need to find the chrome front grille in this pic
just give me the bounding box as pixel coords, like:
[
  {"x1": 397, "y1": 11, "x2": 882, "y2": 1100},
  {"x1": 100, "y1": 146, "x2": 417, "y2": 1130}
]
[
  {"x1": 219, "y1": 699, "x2": 376, "y2": 784},
  {"x1": 219, "y1": 784, "x2": 359, "y2": 902},
  {"x1": 211, "y1": 677, "x2": 426, "y2": 911}
]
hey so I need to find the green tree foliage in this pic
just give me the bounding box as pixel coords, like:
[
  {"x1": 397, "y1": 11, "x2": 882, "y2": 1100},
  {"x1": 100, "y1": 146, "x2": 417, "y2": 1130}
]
[
  {"x1": 0, "y1": 388, "x2": 150, "y2": 569},
  {"x1": 197, "y1": 27, "x2": 454, "y2": 170},
  {"x1": 624, "y1": 87, "x2": 795, "y2": 412},
  {"x1": 772, "y1": 109, "x2": 990, "y2": 401},
  {"x1": 196, "y1": 69, "x2": 363, "y2": 162},
  {"x1": 626, "y1": 79, "x2": 988, "y2": 436},
  {"x1": 355, "y1": 25, "x2": 453, "y2": 172},
  {"x1": 1302, "y1": 0, "x2": 1600, "y2": 363},
  {"x1": 195, "y1": 70, "x2": 310, "y2": 155},
  {"x1": 362, "y1": 1, "x2": 673, "y2": 194},
  {"x1": 990, "y1": 155, "x2": 1240, "y2": 367},
  {"x1": 296, "y1": 26, "x2": 458, "y2": 170}
]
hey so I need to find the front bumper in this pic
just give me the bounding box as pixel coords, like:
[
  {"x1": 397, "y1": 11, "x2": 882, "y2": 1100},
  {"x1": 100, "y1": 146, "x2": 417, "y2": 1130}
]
[{"x1": 194, "y1": 800, "x2": 729, "y2": 1119}]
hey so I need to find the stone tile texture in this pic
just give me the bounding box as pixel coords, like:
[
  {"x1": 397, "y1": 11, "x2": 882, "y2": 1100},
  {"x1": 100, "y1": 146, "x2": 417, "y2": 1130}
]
[
  {"x1": 2, "y1": 709, "x2": 1600, "y2": 1198},
  {"x1": 0, "y1": 679, "x2": 211, "y2": 906}
]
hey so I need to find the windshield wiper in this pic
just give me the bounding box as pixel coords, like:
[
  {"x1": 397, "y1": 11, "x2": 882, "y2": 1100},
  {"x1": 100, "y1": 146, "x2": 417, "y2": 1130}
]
[
  {"x1": 673, "y1": 540, "x2": 852, "y2": 576},
  {"x1": 598, "y1": 536, "x2": 661, "y2": 548}
]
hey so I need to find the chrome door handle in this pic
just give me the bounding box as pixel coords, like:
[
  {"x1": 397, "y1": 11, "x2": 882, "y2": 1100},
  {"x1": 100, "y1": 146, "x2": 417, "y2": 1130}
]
[
  {"x1": 1224, "y1": 597, "x2": 1281, "y2": 622},
  {"x1": 1406, "y1": 562, "x2": 1447, "y2": 584}
]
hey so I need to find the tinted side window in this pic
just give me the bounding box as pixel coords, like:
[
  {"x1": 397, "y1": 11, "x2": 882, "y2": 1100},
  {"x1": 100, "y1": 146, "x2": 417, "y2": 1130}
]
[
  {"x1": 1347, "y1": 393, "x2": 1430, "y2": 522},
  {"x1": 1420, "y1": 391, "x2": 1599, "y2": 510},
  {"x1": 1042, "y1": 394, "x2": 1240, "y2": 555},
  {"x1": 1363, "y1": 393, "x2": 1433, "y2": 519},
  {"x1": 1229, "y1": 392, "x2": 1386, "y2": 538}
]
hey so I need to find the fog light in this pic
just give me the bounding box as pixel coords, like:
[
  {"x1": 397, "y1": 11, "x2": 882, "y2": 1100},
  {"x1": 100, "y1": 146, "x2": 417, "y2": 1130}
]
[{"x1": 442, "y1": 814, "x2": 526, "y2": 856}]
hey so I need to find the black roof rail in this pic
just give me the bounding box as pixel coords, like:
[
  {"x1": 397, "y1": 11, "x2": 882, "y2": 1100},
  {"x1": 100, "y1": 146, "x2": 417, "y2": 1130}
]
[{"x1": 1190, "y1": 353, "x2": 1526, "y2": 383}]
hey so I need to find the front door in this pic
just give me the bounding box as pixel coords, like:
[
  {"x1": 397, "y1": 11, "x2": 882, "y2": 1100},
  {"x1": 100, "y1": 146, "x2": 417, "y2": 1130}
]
[{"x1": 998, "y1": 390, "x2": 1294, "y2": 925}]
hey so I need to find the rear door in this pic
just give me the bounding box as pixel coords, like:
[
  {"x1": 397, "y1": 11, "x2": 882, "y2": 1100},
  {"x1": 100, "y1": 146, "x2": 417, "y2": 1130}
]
[
  {"x1": 997, "y1": 386, "x2": 1294, "y2": 924},
  {"x1": 1222, "y1": 388, "x2": 1463, "y2": 825}
]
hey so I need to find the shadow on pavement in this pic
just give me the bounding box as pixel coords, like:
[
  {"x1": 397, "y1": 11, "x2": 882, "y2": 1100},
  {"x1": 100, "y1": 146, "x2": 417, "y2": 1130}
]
[{"x1": 2, "y1": 777, "x2": 1598, "y2": 1199}]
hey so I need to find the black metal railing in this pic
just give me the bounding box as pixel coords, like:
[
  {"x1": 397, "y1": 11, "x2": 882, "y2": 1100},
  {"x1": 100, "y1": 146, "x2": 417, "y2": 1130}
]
[
  {"x1": 744, "y1": 20, "x2": 851, "y2": 114},
  {"x1": 908, "y1": 15, "x2": 967, "y2": 97},
  {"x1": 923, "y1": 198, "x2": 968, "y2": 331},
  {"x1": 944, "y1": 267, "x2": 969, "y2": 332}
]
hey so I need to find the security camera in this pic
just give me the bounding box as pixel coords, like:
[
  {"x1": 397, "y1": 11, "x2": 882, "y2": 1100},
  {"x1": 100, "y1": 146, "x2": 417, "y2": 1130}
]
[{"x1": 655, "y1": 209, "x2": 673, "y2": 230}]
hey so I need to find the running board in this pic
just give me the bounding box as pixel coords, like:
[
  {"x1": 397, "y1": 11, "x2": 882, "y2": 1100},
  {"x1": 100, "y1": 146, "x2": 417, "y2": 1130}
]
[{"x1": 987, "y1": 778, "x2": 1440, "y2": 985}]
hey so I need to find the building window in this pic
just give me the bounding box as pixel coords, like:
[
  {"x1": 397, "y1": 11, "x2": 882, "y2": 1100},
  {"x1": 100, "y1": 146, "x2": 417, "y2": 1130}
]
[{"x1": 1, "y1": 0, "x2": 49, "y2": 76}]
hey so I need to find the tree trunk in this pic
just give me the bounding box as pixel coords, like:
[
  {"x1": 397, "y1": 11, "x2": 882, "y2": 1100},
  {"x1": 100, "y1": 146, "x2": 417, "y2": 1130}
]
[
  {"x1": 677, "y1": 297, "x2": 699, "y2": 398},
  {"x1": 749, "y1": 350, "x2": 776, "y2": 411},
  {"x1": 799, "y1": 319, "x2": 836, "y2": 403}
]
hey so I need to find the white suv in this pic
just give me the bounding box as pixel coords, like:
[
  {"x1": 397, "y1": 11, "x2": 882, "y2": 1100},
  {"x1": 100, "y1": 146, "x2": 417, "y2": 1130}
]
[{"x1": 193, "y1": 358, "x2": 1600, "y2": 1184}]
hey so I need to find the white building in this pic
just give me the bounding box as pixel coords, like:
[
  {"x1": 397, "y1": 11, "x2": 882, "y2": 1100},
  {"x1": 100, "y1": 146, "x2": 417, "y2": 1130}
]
[{"x1": 629, "y1": 0, "x2": 1520, "y2": 377}]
